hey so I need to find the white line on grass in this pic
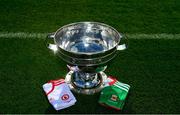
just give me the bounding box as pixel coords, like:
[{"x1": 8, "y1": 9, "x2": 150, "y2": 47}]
[{"x1": 0, "y1": 32, "x2": 180, "y2": 39}]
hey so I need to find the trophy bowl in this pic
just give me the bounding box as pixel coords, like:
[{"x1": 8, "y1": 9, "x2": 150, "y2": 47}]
[{"x1": 47, "y1": 22, "x2": 126, "y2": 94}]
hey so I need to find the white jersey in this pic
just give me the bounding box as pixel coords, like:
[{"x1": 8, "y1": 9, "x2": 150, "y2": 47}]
[{"x1": 43, "y1": 79, "x2": 77, "y2": 110}]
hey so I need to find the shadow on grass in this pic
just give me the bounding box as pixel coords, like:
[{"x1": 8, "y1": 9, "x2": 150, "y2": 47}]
[{"x1": 44, "y1": 90, "x2": 134, "y2": 114}]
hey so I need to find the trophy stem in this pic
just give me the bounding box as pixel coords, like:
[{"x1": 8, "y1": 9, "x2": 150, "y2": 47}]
[
  {"x1": 72, "y1": 71, "x2": 100, "y2": 88},
  {"x1": 65, "y1": 71, "x2": 107, "y2": 95}
]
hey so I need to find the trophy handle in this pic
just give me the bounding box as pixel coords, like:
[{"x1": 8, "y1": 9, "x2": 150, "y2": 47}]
[
  {"x1": 117, "y1": 33, "x2": 128, "y2": 51},
  {"x1": 46, "y1": 33, "x2": 58, "y2": 52}
]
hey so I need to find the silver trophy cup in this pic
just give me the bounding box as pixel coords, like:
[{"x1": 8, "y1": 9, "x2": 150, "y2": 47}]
[{"x1": 47, "y1": 22, "x2": 127, "y2": 94}]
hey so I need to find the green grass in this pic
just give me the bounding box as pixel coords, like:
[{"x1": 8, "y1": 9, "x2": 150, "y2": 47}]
[
  {"x1": 0, "y1": 0, "x2": 180, "y2": 33},
  {"x1": 0, "y1": 38, "x2": 179, "y2": 113},
  {"x1": 0, "y1": 0, "x2": 180, "y2": 113}
]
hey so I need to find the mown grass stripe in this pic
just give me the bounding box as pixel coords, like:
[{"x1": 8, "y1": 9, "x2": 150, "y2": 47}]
[
  {"x1": 0, "y1": 32, "x2": 47, "y2": 39},
  {"x1": 0, "y1": 32, "x2": 180, "y2": 39},
  {"x1": 126, "y1": 33, "x2": 180, "y2": 39}
]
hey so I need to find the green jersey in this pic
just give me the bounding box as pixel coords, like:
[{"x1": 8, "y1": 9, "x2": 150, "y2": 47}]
[{"x1": 99, "y1": 78, "x2": 130, "y2": 110}]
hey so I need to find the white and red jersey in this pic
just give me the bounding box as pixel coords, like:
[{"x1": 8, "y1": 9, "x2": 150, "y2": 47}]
[
  {"x1": 104, "y1": 76, "x2": 117, "y2": 87},
  {"x1": 43, "y1": 79, "x2": 76, "y2": 110}
]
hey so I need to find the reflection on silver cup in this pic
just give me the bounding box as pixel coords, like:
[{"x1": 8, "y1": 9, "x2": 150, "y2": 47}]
[{"x1": 47, "y1": 22, "x2": 127, "y2": 94}]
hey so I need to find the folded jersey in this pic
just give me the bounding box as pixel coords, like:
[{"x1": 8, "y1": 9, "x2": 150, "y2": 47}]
[
  {"x1": 99, "y1": 76, "x2": 130, "y2": 110},
  {"x1": 43, "y1": 79, "x2": 77, "y2": 110}
]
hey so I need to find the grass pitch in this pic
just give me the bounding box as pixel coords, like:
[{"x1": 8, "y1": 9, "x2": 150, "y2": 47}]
[
  {"x1": 0, "y1": 0, "x2": 180, "y2": 114},
  {"x1": 0, "y1": 37, "x2": 179, "y2": 114}
]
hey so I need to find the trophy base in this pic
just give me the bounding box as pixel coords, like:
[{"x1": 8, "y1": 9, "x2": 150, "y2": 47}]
[{"x1": 65, "y1": 71, "x2": 107, "y2": 95}]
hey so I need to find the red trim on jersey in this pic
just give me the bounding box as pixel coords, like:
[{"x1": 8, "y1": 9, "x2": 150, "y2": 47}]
[
  {"x1": 54, "y1": 81, "x2": 65, "y2": 86},
  {"x1": 46, "y1": 79, "x2": 65, "y2": 95},
  {"x1": 48, "y1": 79, "x2": 64, "y2": 83},
  {"x1": 46, "y1": 84, "x2": 55, "y2": 96},
  {"x1": 108, "y1": 76, "x2": 117, "y2": 85}
]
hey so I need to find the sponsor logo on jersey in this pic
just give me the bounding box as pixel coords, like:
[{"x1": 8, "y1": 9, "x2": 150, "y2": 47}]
[
  {"x1": 61, "y1": 94, "x2": 69, "y2": 101},
  {"x1": 111, "y1": 94, "x2": 118, "y2": 101}
]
